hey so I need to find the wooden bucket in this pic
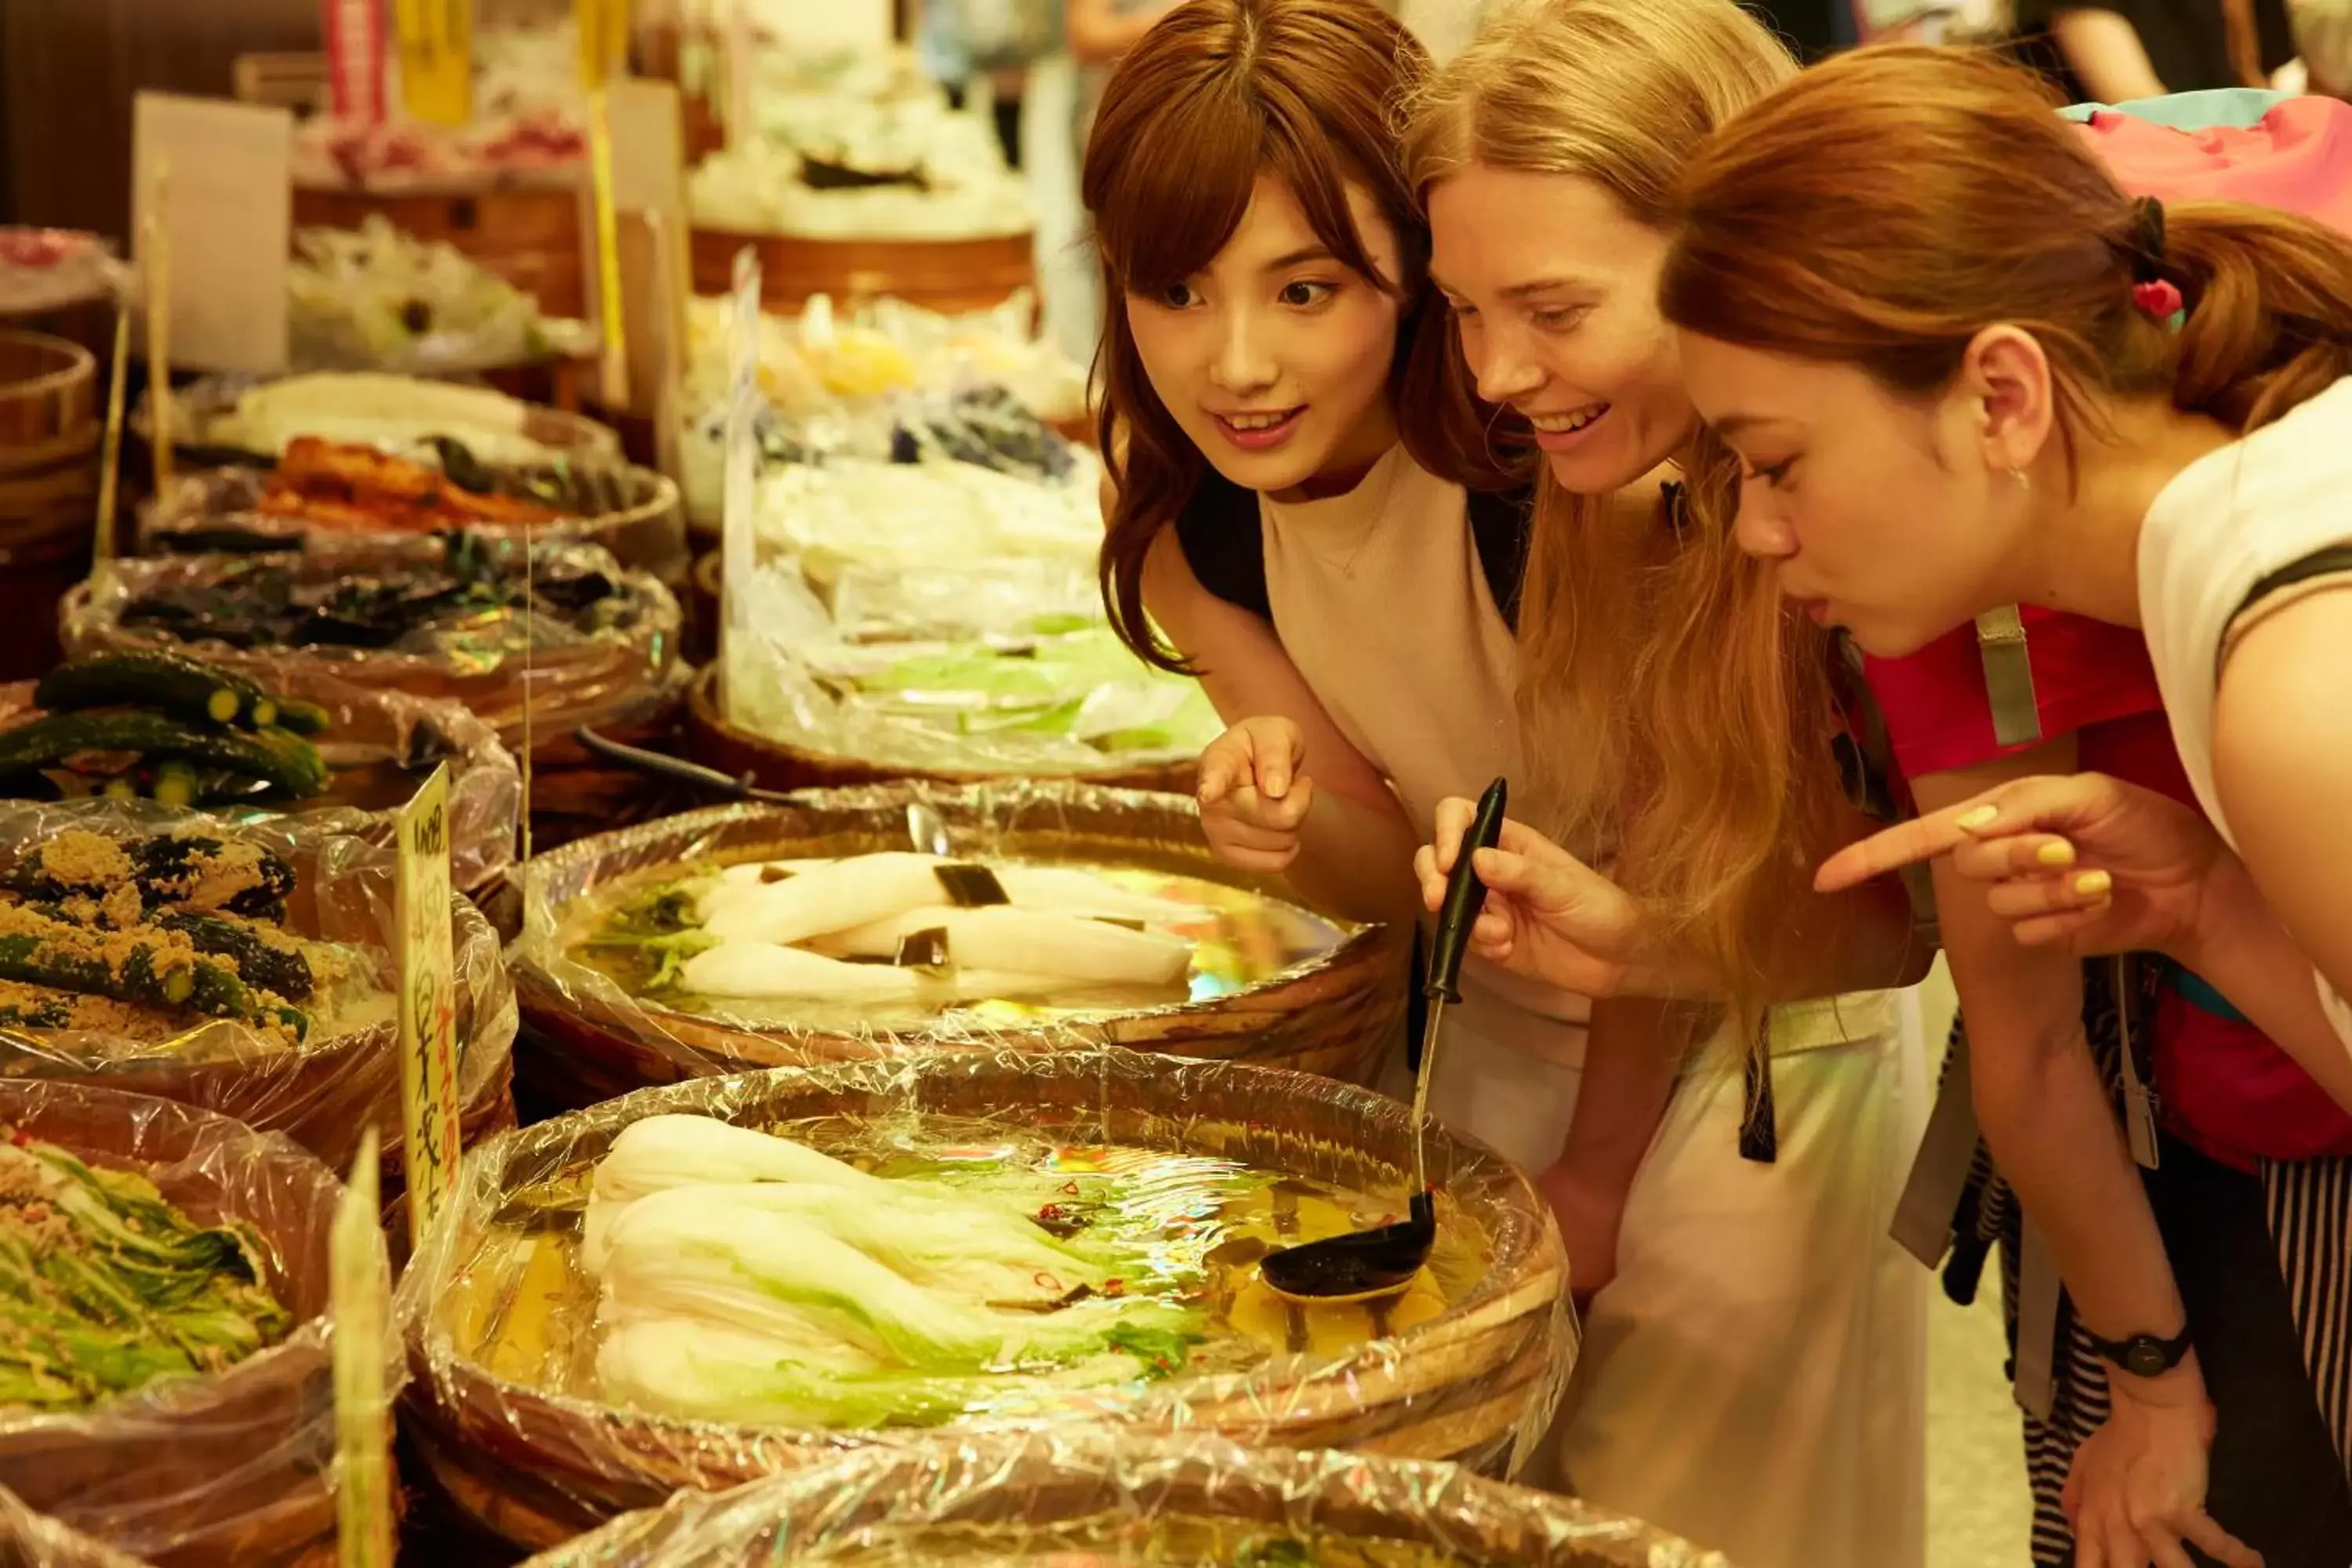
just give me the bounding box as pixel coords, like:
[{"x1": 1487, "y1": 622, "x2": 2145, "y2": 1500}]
[
  {"x1": 0, "y1": 330, "x2": 97, "y2": 681},
  {"x1": 505, "y1": 788, "x2": 1412, "y2": 1110},
  {"x1": 294, "y1": 183, "x2": 590, "y2": 320},
  {"x1": 684, "y1": 664, "x2": 1198, "y2": 796},
  {"x1": 688, "y1": 227, "x2": 1036, "y2": 319},
  {"x1": 0, "y1": 1082, "x2": 368, "y2": 1567},
  {"x1": 397, "y1": 1051, "x2": 1573, "y2": 1552},
  {"x1": 512, "y1": 1433, "x2": 1733, "y2": 1568}
]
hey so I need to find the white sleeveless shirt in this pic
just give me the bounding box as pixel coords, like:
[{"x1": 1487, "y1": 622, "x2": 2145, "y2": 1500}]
[{"x1": 2138, "y1": 375, "x2": 2352, "y2": 1047}]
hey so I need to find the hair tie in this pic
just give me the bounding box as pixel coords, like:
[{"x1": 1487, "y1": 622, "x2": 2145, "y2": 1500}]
[{"x1": 2127, "y1": 196, "x2": 2185, "y2": 330}]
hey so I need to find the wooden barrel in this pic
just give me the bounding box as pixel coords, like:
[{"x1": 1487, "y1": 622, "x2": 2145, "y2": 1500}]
[
  {"x1": 689, "y1": 226, "x2": 1036, "y2": 318},
  {"x1": 293, "y1": 183, "x2": 590, "y2": 320},
  {"x1": 398, "y1": 1052, "x2": 1573, "y2": 1551},
  {"x1": 684, "y1": 663, "x2": 1198, "y2": 796},
  {"x1": 0, "y1": 330, "x2": 96, "y2": 681}
]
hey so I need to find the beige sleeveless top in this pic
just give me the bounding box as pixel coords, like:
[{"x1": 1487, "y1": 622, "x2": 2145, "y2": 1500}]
[
  {"x1": 1258, "y1": 445, "x2": 1595, "y2": 1065},
  {"x1": 1259, "y1": 445, "x2": 1899, "y2": 1067}
]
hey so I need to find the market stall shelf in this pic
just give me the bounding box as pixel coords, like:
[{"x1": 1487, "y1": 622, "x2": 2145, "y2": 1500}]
[
  {"x1": 514, "y1": 1431, "x2": 1732, "y2": 1568},
  {"x1": 0, "y1": 330, "x2": 97, "y2": 681},
  {"x1": 688, "y1": 227, "x2": 1037, "y2": 320},
  {"x1": 396, "y1": 1049, "x2": 1572, "y2": 1553},
  {"x1": 0, "y1": 1080, "x2": 392, "y2": 1567},
  {"x1": 506, "y1": 788, "x2": 1410, "y2": 1109}
]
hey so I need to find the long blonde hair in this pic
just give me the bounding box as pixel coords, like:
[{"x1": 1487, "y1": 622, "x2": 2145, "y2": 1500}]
[{"x1": 1401, "y1": 0, "x2": 1854, "y2": 1017}]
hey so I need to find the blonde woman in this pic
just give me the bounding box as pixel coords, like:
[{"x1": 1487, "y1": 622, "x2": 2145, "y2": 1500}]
[
  {"x1": 1085, "y1": 2, "x2": 1926, "y2": 1560},
  {"x1": 1399, "y1": 5, "x2": 1933, "y2": 1566}
]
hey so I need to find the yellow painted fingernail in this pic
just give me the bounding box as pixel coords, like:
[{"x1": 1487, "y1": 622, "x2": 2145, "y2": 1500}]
[
  {"x1": 2037, "y1": 841, "x2": 2076, "y2": 867},
  {"x1": 2074, "y1": 870, "x2": 2112, "y2": 897},
  {"x1": 1958, "y1": 805, "x2": 2000, "y2": 829}
]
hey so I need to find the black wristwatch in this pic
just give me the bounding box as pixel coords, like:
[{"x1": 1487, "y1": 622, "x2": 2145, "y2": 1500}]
[{"x1": 2085, "y1": 1327, "x2": 2194, "y2": 1378}]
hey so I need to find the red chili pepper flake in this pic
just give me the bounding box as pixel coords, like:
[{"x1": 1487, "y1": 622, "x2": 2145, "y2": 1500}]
[
  {"x1": 1034, "y1": 1271, "x2": 1062, "y2": 1293},
  {"x1": 1037, "y1": 1203, "x2": 1064, "y2": 1222},
  {"x1": 1103, "y1": 1278, "x2": 1126, "y2": 1297},
  {"x1": 1061, "y1": 1180, "x2": 1080, "y2": 1197}
]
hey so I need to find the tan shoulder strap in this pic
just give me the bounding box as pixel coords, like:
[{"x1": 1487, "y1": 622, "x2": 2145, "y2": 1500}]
[{"x1": 1975, "y1": 605, "x2": 2042, "y2": 749}]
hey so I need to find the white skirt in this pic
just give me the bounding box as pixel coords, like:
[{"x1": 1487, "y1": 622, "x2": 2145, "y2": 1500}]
[{"x1": 1423, "y1": 990, "x2": 1931, "y2": 1568}]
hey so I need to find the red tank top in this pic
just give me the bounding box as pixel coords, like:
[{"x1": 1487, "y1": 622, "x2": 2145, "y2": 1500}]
[{"x1": 1862, "y1": 609, "x2": 2352, "y2": 1171}]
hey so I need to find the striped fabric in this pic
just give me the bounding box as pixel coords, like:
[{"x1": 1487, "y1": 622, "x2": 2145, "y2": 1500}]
[{"x1": 1945, "y1": 964, "x2": 2352, "y2": 1566}]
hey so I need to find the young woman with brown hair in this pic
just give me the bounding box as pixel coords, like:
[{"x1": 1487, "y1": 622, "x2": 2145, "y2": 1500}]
[
  {"x1": 1654, "y1": 43, "x2": 2352, "y2": 1566},
  {"x1": 1085, "y1": 2, "x2": 1929, "y2": 1565}
]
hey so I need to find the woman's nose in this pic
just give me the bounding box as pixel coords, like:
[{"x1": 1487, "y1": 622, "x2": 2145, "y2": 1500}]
[
  {"x1": 1210, "y1": 312, "x2": 1278, "y2": 394},
  {"x1": 1735, "y1": 494, "x2": 1798, "y2": 559},
  {"x1": 1470, "y1": 328, "x2": 1543, "y2": 407}
]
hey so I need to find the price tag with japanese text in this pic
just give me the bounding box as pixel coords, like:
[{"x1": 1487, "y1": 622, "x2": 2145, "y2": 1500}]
[
  {"x1": 395, "y1": 764, "x2": 462, "y2": 1250},
  {"x1": 331, "y1": 1130, "x2": 393, "y2": 1568}
]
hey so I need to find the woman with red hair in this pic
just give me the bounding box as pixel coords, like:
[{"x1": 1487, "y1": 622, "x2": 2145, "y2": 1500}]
[{"x1": 1657, "y1": 44, "x2": 2352, "y2": 1567}]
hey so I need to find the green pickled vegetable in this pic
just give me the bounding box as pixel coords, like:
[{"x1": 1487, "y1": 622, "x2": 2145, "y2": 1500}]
[
  {"x1": 0, "y1": 713, "x2": 323, "y2": 800},
  {"x1": 34, "y1": 652, "x2": 283, "y2": 734},
  {"x1": 0, "y1": 1138, "x2": 291, "y2": 1413}
]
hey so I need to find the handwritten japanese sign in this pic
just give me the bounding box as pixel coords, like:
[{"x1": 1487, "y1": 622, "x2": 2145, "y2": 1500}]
[
  {"x1": 331, "y1": 1130, "x2": 393, "y2": 1568},
  {"x1": 396, "y1": 764, "x2": 462, "y2": 1250}
]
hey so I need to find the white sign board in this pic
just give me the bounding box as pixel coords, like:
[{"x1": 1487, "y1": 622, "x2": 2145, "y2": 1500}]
[{"x1": 131, "y1": 93, "x2": 292, "y2": 376}]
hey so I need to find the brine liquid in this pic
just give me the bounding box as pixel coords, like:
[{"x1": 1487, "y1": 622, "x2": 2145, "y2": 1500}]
[{"x1": 437, "y1": 1117, "x2": 1493, "y2": 1421}]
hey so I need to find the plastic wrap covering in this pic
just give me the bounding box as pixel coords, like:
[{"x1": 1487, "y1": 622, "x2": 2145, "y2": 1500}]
[
  {"x1": 0, "y1": 1080, "x2": 398, "y2": 1567},
  {"x1": 519, "y1": 1432, "x2": 1730, "y2": 1567},
  {"x1": 688, "y1": 96, "x2": 1033, "y2": 241},
  {"x1": 0, "y1": 1488, "x2": 147, "y2": 1568},
  {"x1": 716, "y1": 555, "x2": 1214, "y2": 783},
  {"x1": 0, "y1": 230, "x2": 123, "y2": 316},
  {"x1": 135, "y1": 373, "x2": 621, "y2": 469},
  {"x1": 397, "y1": 1048, "x2": 1572, "y2": 1552},
  {"x1": 289, "y1": 216, "x2": 598, "y2": 376},
  {"x1": 136, "y1": 458, "x2": 688, "y2": 585},
  {"x1": 0, "y1": 800, "x2": 516, "y2": 1185},
  {"x1": 508, "y1": 789, "x2": 1409, "y2": 1109},
  {"x1": 0, "y1": 664, "x2": 520, "y2": 894},
  {"x1": 60, "y1": 539, "x2": 684, "y2": 751}
]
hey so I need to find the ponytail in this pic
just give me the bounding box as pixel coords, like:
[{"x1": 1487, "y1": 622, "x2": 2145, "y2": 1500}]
[{"x1": 2163, "y1": 203, "x2": 2352, "y2": 434}]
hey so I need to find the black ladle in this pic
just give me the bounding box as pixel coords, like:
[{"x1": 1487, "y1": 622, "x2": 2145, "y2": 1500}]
[
  {"x1": 1258, "y1": 777, "x2": 1510, "y2": 1303},
  {"x1": 573, "y1": 728, "x2": 799, "y2": 804}
]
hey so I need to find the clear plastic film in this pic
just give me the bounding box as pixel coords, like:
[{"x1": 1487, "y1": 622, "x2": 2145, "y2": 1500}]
[
  {"x1": 394, "y1": 1048, "x2": 1573, "y2": 1553},
  {"x1": 0, "y1": 800, "x2": 516, "y2": 1186},
  {"x1": 136, "y1": 460, "x2": 689, "y2": 586},
  {"x1": 287, "y1": 215, "x2": 599, "y2": 377},
  {"x1": 0, "y1": 1486, "x2": 149, "y2": 1568},
  {"x1": 507, "y1": 789, "x2": 1410, "y2": 1110},
  {"x1": 722, "y1": 554, "x2": 1216, "y2": 781},
  {"x1": 0, "y1": 230, "x2": 125, "y2": 316},
  {"x1": 60, "y1": 538, "x2": 684, "y2": 751},
  {"x1": 517, "y1": 1431, "x2": 1732, "y2": 1568},
  {"x1": 0, "y1": 1079, "x2": 401, "y2": 1567},
  {"x1": 0, "y1": 662, "x2": 521, "y2": 894}
]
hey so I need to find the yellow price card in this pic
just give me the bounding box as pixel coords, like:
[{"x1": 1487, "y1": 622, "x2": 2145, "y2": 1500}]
[
  {"x1": 396, "y1": 763, "x2": 463, "y2": 1251},
  {"x1": 331, "y1": 1129, "x2": 393, "y2": 1568},
  {"x1": 394, "y1": 0, "x2": 474, "y2": 127}
]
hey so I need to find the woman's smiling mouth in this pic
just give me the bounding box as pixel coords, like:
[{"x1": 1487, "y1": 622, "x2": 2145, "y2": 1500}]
[{"x1": 1210, "y1": 407, "x2": 1307, "y2": 451}]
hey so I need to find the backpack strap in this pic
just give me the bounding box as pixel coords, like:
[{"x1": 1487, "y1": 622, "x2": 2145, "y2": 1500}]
[{"x1": 1974, "y1": 605, "x2": 2043, "y2": 749}]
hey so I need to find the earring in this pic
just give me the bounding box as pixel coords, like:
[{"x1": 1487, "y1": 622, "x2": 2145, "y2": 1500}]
[{"x1": 2008, "y1": 467, "x2": 2030, "y2": 492}]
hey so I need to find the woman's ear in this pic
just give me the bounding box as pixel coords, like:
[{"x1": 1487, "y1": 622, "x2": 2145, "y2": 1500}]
[{"x1": 1958, "y1": 325, "x2": 2056, "y2": 474}]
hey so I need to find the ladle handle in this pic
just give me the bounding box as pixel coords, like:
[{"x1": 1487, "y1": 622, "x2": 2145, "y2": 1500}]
[
  {"x1": 573, "y1": 728, "x2": 771, "y2": 801},
  {"x1": 1428, "y1": 777, "x2": 1508, "y2": 1004}
]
